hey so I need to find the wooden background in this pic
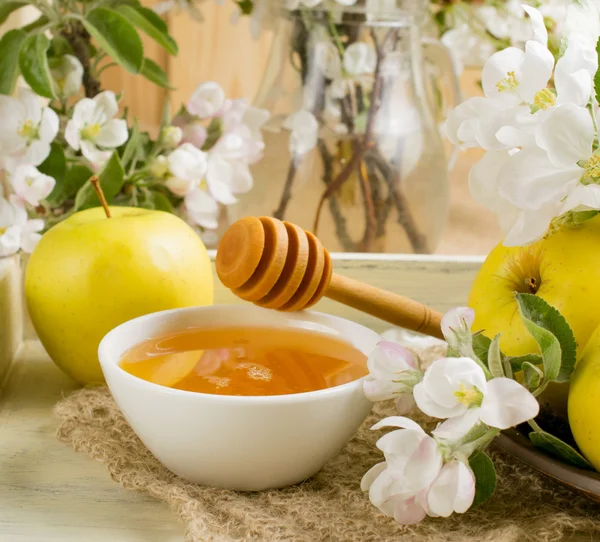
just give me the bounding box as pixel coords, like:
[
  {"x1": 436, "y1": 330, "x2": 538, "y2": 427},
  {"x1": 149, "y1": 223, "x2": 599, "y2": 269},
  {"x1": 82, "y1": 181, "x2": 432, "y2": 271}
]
[{"x1": 1, "y1": 3, "x2": 500, "y2": 256}]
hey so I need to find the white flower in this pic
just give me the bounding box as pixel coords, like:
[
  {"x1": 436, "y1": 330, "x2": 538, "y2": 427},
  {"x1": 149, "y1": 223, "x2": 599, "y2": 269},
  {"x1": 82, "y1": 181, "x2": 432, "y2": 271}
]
[
  {"x1": 0, "y1": 197, "x2": 44, "y2": 256},
  {"x1": 361, "y1": 416, "x2": 443, "y2": 524},
  {"x1": 184, "y1": 188, "x2": 220, "y2": 230},
  {"x1": 187, "y1": 81, "x2": 226, "y2": 119},
  {"x1": 283, "y1": 110, "x2": 318, "y2": 155},
  {"x1": 314, "y1": 41, "x2": 342, "y2": 80},
  {"x1": 65, "y1": 91, "x2": 128, "y2": 167},
  {"x1": 0, "y1": 88, "x2": 59, "y2": 170},
  {"x1": 441, "y1": 24, "x2": 496, "y2": 73},
  {"x1": 50, "y1": 55, "x2": 84, "y2": 98},
  {"x1": 414, "y1": 357, "x2": 539, "y2": 438},
  {"x1": 425, "y1": 460, "x2": 476, "y2": 518},
  {"x1": 161, "y1": 126, "x2": 183, "y2": 148},
  {"x1": 343, "y1": 42, "x2": 376, "y2": 76},
  {"x1": 9, "y1": 165, "x2": 55, "y2": 207},
  {"x1": 149, "y1": 156, "x2": 170, "y2": 178},
  {"x1": 180, "y1": 122, "x2": 208, "y2": 149},
  {"x1": 363, "y1": 341, "x2": 422, "y2": 412},
  {"x1": 166, "y1": 143, "x2": 208, "y2": 196},
  {"x1": 441, "y1": 307, "x2": 475, "y2": 351}
]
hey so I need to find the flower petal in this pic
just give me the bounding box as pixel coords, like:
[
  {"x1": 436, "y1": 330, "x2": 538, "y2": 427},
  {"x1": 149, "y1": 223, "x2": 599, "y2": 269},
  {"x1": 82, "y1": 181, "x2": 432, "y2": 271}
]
[
  {"x1": 432, "y1": 407, "x2": 481, "y2": 440},
  {"x1": 39, "y1": 106, "x2": 59, "y2": 143},
  {"x1": 497, "y1": 148, "x2": 582, "y2": 210},
  {"x1": 92, "y1": 91, "x2": 119, "y2": 122},
  {"x1": 95, "y1": 119, "x2": 128, "y2": 148},
  {"x1": 426, "y1": 460, "x2": 475, "y2": 518},
  {"x1": 413, "y1": 381, "x2": 466, "y2": 419},
  {"x1": 371, "y1": 415, "x2": 423, "y2": 433},
  {"x1": 503, "y1": 204, "x2": 558, "y2": 246},
  {"x1": 363, "y1": 378, "x2": 404, "y2": 402},
  {"x1": 441, "y1": 307, "x2": 474, "y2": 341},
  {"x1": 402, "y1": 434, "x2": 443, "y2": 490},
  {"x1": 367, "y1": 340, "x2": 417, "y2": 379},
  {"x1": 444, "y1": 97, "x2": 491, "y2": 147},
  {"x1": 185, "y1": 188, "x2": 220, "y2": 229},
  {"x1": 360, "y1": 461, "x2": 387, "y2": 491},
  {"x1": 80, "y1": 140, "x2": 111, "y2": 167},
  {"x1": 343, "y1": 42, "x2": 376, "y2": 76},
  {"x1": 479, "y1": 377, "x2": 540, "y2": 429},
  {"x1": 522, "y1": 5, "x2": 548, "y2": 46},
  {"x1": 516, "y1": 41, "x2": 554, "y2": 103},
  {"x1": 206, "y1": 153, "x2": 236, "y2": 205},
  {"x1": 535, "y1": 104, "x2": 594, "y2": 167},
  {"x1": 481, "y1": 47, "x2": 525, "y2": 106},
  {"x1": 168, "y1": 143, "x2": 208, "y2": 182},
  {"x1": 187, "y1": 81, "x2": 226, "y2": 118},
  {"x1": 389, "y1": 495, "x2": 427, "y2": 525},
  {"x1": 562, "y1": 184, "x2": 600, "y2": 213},
  {"x1": 395, "y1": 393, "x2": 417, "y2": 415}
]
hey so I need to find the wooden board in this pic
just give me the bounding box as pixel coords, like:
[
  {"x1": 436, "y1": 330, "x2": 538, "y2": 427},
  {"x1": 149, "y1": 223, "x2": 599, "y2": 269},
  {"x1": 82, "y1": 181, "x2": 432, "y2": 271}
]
[{"x1": 0, "y1": 254, "x2": 481, "y2": 541}]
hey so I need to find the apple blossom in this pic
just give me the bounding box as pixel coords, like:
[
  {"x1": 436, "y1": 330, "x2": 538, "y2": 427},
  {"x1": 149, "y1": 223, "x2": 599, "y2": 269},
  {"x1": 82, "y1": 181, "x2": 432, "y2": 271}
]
[
  {"x1": 0, "y1": 197, "x2": 44, "y2": 256},
  {"x1": 425, "y1": 460, "x2": 476, "y2": 518},
  {"x1": 414, "y1": 357, "x2": 539, "y2": 438},
  {"x1": 343, "y1": 42, "x2": 376, "y2": 76},
  {"x1": 283, "y1": 110, "x2": 319, "y2": 155},
  {"x1": 180, "y1": 122, "x2": 208, "y2": 149},
  {"x1": 361, "y1": 416, "x2": 443, "y2": 523},
  {"x1": 65, "y1": 91, "x2": 128, "y2": 167},
  {"x1": 363, "y1": 341, "x2": 422, "y2": 412},
  {"x1": 0, "y1": 88, "x2": 59, "y2": 170},
  {"x1": 50, "y1": 55, "x2": 84, "y2": 98},
  {"x1": 161, "y1": 126, "x2": 183, "y2": 148},
  {"x1": 9, "y1": 165, "x2": 56, "y2": 208},
  {"x1": 187, "y1": 81, "x2": 226, "y2": 118}
]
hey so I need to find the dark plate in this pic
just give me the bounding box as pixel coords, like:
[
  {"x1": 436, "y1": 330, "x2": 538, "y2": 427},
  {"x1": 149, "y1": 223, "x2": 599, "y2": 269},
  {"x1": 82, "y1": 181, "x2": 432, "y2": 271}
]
[{"x1": 496, "y1": 430, "x2": 600, "y2": 503}]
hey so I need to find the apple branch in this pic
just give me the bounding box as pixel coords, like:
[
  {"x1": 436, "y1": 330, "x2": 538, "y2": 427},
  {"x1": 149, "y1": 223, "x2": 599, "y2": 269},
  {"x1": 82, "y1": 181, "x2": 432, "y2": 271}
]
[{"x1": 90, "y1": 176, "x2": 112, "y2": 218}]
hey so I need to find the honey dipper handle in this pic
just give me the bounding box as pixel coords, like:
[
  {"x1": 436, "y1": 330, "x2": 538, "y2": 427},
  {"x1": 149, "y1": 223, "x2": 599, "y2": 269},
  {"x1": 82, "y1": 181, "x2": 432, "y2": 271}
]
[{"x1": 326, "y1": 273, "x2": 444, "y2": 339}]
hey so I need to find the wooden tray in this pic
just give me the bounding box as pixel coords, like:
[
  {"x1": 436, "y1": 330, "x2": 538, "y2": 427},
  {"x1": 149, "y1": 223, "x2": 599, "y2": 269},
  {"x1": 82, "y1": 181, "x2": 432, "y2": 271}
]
[
  {"x1": 496, "y1": 431, "x2": 600, "y2": 503},
  {"x1": 1, "y1": 252, "x2": 597, "y2": 540}
]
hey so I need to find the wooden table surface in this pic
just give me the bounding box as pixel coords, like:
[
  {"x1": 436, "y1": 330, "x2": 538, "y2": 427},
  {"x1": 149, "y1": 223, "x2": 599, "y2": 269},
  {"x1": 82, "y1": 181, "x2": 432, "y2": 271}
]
[{"x1": 1, "y1": 256, "x2": 481, "y2": 542}]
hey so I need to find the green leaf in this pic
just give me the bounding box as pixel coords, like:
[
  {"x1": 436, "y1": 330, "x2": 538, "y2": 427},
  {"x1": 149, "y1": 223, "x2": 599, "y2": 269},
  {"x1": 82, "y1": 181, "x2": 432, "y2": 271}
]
[
  {"x1": 121, "y1": 119, "x2": 140, "y2": 168},
  {"x1": 23, "y1": 15, "x2": 49, "y2": 33},
  {"x1": 472, "y1": 332, "x2": 492, "y2": 367},
  {"x1": 0, "y1": 29, "x2": 26, "y2": 95},
  {"x1": 0, "y1": 1, "x2": 27, "y2": 25},
  {"x1": 19, "y1": 34, "x2": 55, "y2": 99},
  {"x1": 38, "y1": 142, "x2": 66, "y2": 184},
  {"x1": 469, "y1": 451, "x2": 496, "y2": 508},
  {"x1": 522, "y1": 361, "x2": 543, "y2": 391},
  {"x1": 529, "y1": 430, "x2": 593, "y2": 470},
  {"x1": 83, "y1": 8, "x2": 144, "y2": 74},
  {"x1": 47, "y1": 164, "x2": 93, "y2": 207},
  {"x1": 487, "y1": 334, "x2": 504, "y2": 378},
  {"x1": 507, "y1": 353, "x2": 543, "y2": 373},
  {"x1": 515, "y1": 293, "x2": 577, "y2": 383},
  {"x1": 595, "y1": 36, "x2": 600, "y2": 107},
  {"x1": 139, "y1": 189, "x2": 174, "y2": 212},
  {"x1": 116, "y1": 5, "x2": 178, "y2": 55},
  {"x1": 74, "y1": 152, "x2": 125, "y2": 211},
  {"x1": 140, "y1": 57, "x2": 173, "y2": 89},
  {"x1": 48, "y1": 36, "x2": 74, "y2": 58}
]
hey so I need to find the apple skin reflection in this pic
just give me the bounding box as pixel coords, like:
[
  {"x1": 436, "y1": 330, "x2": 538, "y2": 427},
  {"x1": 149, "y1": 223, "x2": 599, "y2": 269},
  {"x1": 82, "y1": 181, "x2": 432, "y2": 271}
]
[{"x1": 119, "y1": 326, "x2": 368, "y2": 396}]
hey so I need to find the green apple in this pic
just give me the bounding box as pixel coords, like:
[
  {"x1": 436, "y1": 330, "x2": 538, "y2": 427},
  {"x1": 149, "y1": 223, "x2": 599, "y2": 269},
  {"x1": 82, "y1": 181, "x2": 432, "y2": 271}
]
[
  {"x1": 468, "y1": 215, "x2": 600, "y2": 359},
  {"x1": 468, "y1": 216, "x2": 600, "y2": 416},
  {"x1": 25, "y1": 206, "x2": 213, "y2": 385}
]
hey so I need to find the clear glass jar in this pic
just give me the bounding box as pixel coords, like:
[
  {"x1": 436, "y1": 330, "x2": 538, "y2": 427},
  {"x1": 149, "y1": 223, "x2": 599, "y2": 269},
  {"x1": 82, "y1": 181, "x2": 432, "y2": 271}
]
[{"x1": 232, "y1": 0, "x2": 460, "y2": 253}]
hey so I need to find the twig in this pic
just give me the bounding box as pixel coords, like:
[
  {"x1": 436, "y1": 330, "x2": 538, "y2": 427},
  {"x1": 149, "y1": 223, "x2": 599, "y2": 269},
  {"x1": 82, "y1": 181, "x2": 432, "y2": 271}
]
[
  {"x1": 317, "y1": 140, "x2": 356, "y2": 252},
  {"x1": 273, "y1": 159, "x2": 298, "y2": 220},
  {"x1": 312, "y1": 29, "x2": 394, "y2": 236},
  {"x1": 358, "y1": 160, "x2": 376, "y2": 252},
  {"x1": 90, "y1": 176, "x2": 111, "y2": 218},
  {"x1": 369, "y1": 148, "x2": 429, "y2": 254},
  {"x1": 61, "y1": 22, "x2": 101, "y2": 98}
]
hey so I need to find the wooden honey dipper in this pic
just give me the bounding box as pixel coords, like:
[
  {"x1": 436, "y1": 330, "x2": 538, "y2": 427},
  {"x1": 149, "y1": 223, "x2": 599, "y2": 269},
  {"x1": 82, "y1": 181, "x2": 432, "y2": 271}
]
[{"x1": 216, "y1": 216, "x2": 444, "y2": 339}]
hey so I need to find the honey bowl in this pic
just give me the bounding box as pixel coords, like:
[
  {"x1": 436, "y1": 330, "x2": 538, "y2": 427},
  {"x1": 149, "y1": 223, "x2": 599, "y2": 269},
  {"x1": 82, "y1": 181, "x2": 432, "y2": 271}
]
[{"x1": 98, "y1": 305, "x2": 378, "y2": 491}]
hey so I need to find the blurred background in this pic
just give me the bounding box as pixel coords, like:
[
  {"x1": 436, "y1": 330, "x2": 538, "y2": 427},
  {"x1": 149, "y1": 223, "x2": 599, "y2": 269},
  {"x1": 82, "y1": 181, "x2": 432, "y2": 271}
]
[{"x1": 1, "y1": 1, "x2": 497, "y2": 255}]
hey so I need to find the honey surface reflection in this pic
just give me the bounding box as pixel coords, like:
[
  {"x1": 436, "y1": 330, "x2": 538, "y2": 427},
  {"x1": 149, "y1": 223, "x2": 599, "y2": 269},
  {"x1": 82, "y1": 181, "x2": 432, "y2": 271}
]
[{"x1": 119, "y1": 326, "x2": 368, "y2": 396}]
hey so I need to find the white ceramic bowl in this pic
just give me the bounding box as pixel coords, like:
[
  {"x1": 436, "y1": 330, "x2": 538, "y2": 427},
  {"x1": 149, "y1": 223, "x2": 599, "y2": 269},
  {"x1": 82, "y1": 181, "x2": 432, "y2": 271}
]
[{"x1": 98, "y1": 305, "x2": 378, "y2": 491}]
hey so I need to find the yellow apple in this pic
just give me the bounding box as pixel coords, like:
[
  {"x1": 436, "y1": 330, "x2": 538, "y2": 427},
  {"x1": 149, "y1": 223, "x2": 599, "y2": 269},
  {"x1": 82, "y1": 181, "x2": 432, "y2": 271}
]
[
  {"x1": 468, "y1": 215, "x2": 600, "y2": 359},
  {"x1": 25, "y1": 206, "x2": 213, "y2": 385},
  {"x1": 568, "y1": 323, "x2": 600, "y2": 471}
]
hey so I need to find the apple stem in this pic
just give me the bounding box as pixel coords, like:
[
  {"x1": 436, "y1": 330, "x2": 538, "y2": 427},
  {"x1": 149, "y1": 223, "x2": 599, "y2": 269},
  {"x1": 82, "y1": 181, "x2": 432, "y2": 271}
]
[{"x1": 90, "y1": 176, "x2": 112, "y2": 218}]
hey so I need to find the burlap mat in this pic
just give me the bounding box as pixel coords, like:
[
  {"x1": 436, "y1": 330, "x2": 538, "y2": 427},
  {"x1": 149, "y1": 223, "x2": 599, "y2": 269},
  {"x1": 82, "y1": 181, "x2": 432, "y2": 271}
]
[{"x1": 54, "y1": 382, "x2": 600, "y2": 542}]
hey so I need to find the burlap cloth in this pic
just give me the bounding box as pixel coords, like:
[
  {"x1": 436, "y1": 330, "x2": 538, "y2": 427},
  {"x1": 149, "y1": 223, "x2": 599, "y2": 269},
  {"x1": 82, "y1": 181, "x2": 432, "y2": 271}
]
[{"x1": 54, "y1": 337, "x2": 600, "y2": 542}]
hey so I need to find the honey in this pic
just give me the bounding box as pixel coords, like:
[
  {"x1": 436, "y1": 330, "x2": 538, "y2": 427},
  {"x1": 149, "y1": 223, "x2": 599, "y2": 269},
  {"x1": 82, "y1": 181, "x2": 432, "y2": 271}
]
[{"x1": 119, "y1": 326, "x2": 368, "y2": 396}]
